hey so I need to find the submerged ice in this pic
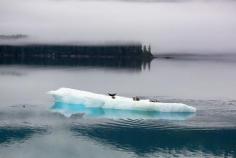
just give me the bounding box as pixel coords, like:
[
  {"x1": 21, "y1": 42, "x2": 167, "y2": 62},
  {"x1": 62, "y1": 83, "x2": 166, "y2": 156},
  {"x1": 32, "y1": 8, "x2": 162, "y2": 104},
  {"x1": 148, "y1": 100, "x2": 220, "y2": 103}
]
[
  {"x1": 48, "y1": 88, "x2": 196, "y2": 118},
  {"x1": 51, "y1": 102, "x2": 195, "y2": 120}
]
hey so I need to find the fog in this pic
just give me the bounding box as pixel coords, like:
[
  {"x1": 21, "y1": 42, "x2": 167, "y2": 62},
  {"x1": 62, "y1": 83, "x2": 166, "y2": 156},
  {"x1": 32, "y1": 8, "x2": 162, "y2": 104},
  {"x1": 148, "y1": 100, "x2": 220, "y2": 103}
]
[{"x1": 1, "y1": 0, "x2": 236, "y2": 53}]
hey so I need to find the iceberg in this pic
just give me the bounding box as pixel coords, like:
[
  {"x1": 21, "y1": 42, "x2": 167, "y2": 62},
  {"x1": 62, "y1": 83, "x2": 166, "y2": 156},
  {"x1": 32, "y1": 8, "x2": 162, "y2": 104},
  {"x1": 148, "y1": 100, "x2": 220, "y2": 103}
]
[
  {"x1": 51, "y1": 102, "x2": 195, "y2": 120},
  {"x1": 48, "y1": 88, "x2": 197, "y2": 114}
]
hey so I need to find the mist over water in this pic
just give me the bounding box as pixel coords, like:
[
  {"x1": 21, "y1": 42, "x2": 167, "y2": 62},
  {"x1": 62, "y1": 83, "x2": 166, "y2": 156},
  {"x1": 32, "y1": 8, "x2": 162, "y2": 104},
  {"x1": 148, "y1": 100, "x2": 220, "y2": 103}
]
[
  {"x1": 1, "y1": 0, "x2": 236, "y2": 53},
  {"x1": 1, "y1": 0, "x2": 236, "y2": 158}
]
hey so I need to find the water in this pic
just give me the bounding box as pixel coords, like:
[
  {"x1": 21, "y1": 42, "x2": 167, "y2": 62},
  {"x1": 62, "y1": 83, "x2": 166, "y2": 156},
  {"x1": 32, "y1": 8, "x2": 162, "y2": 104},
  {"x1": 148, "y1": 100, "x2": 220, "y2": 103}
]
[{"x1": 0, "y1": 56, "x2": 236, "y2": 157}]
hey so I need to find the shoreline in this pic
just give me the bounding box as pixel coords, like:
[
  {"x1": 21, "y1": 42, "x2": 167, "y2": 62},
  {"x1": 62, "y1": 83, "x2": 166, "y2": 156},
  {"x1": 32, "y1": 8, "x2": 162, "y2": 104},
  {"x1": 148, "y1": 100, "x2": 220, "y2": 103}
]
[{"x1": 0, "y1": 44, "x2": 153, "y2": 60}]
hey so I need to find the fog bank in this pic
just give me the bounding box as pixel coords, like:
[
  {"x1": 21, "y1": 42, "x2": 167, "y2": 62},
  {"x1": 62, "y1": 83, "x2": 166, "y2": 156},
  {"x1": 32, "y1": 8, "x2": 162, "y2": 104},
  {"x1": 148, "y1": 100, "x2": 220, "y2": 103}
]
[{"x1": 1, "y1": 0, "x2": 236, "y2": 54}]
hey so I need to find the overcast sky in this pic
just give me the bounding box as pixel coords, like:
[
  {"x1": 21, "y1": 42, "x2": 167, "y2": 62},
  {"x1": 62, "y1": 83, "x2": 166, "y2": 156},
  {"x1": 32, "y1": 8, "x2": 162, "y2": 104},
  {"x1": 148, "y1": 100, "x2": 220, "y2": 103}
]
[{"x1": 1, "y1": 0, "x2": 236, "y2": 53}]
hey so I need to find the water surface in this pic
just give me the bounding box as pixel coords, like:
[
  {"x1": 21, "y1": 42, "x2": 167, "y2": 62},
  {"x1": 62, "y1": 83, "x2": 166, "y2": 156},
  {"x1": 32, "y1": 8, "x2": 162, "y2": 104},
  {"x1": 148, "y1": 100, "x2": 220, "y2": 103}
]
[{"x1": 0, "y1": 57, "x2": 236, "y2": 157}]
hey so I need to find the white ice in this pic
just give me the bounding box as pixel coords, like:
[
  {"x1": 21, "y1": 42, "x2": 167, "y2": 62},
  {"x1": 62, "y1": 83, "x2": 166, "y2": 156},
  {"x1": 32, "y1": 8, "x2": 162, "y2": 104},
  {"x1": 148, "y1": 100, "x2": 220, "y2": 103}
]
[{"x1": 48, "y1": 88, "x2": 197, "y2": 113}]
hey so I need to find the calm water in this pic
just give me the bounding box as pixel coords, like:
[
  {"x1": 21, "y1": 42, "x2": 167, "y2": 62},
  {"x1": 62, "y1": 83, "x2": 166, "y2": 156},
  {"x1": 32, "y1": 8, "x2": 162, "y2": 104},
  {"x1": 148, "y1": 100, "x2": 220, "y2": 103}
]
[
  {"x1": 0, "y1": 56, "x2": 236, "y2": 157},
  {"x1": 1, "y1": 0, "x2": 236, "y2": 157}
]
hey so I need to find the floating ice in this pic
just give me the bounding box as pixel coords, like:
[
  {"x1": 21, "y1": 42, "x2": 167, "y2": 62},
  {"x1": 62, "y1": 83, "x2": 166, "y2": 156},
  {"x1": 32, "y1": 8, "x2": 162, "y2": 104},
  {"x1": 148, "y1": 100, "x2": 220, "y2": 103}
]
[
  {"x1": 51, "y1": 102, "x2": 195, "y2": 120},
  {"x1": 48, "y1": 88, "x2": 197, "y2": 116}
]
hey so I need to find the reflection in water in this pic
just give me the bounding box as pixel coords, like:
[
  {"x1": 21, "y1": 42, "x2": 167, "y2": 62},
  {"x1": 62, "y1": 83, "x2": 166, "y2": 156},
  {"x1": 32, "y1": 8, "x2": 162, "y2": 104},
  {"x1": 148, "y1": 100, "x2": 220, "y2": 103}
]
[
  {"x1": 156, "y1": 53, "x2": 236, "y2": 63},
  {"x1": 51, "y1": 102, "x2": 195, "y2": 120},
  {"x1": 0, "y1": 70, "x2": 24, "y2": 76},
  {"x1": 71, "y1": 121, "x2": 236, "y2": 157},
  {"x1": 0, "y1": 126, "x2": 47, "y2": 145},
  {"x1": 0, "y1": 42, "x2": 153, "y2": 71},
  {"x1": 0, "y1": 57, "x2": 151, "y2": 71},
  {"x1": 0, "y1": 100, "x2": 235, "y2": 157}
]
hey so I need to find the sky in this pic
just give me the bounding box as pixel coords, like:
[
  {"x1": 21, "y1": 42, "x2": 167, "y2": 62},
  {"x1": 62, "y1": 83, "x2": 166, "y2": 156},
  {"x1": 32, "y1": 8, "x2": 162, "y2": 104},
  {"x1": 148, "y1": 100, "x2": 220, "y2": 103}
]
[{"x1": 1, "y1": 0, "x2": 236, "y2": 53}]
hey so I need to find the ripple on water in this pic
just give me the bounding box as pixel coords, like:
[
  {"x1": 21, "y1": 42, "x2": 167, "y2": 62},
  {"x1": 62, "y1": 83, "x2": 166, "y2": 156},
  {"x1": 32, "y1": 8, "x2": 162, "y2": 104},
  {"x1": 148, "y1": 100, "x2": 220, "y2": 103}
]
[
  {"x1": 0, "y1": 99, "x2": 236, "y2": 157},
  {"x1": 70, "y1": 118, "x2": 236, "y2": 157}
]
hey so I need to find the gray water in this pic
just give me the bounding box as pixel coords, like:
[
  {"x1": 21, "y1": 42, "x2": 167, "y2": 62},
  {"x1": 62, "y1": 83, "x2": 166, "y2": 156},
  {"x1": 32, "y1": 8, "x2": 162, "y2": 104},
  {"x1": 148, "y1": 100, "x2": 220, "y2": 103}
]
[{"x1": 0, "y1": 57, "x2": 236, "y2": 157}]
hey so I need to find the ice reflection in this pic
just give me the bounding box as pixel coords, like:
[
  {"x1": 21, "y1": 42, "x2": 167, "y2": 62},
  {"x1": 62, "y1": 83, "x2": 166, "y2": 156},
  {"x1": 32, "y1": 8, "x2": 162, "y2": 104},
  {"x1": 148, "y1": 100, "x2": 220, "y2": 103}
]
[{"x1": 51, "y1": 102, "x2": 195, "y2": 120}]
